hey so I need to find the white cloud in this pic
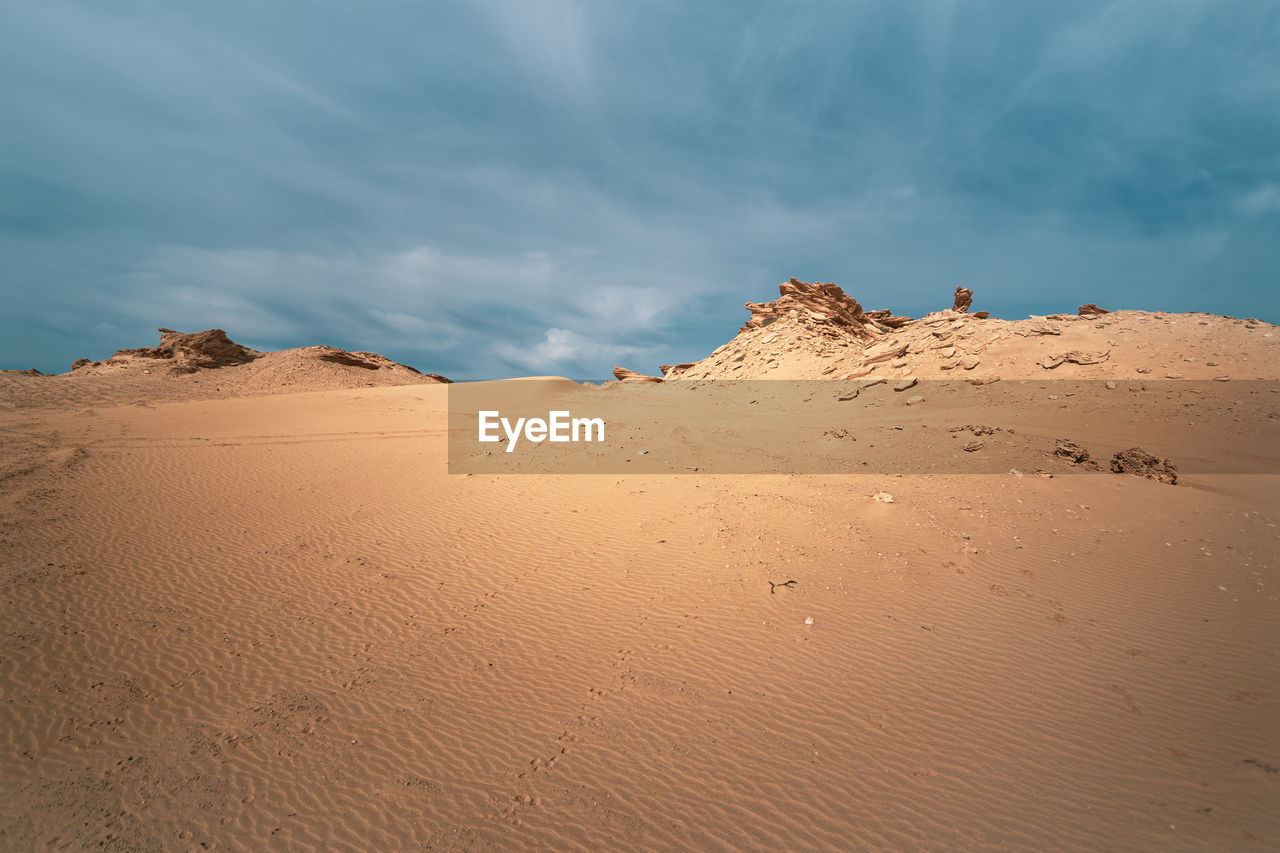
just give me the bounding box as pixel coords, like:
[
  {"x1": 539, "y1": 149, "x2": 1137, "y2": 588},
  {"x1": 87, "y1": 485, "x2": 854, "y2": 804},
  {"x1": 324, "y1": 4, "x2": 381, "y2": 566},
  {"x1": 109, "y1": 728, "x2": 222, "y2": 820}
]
[
  {"x1": 493, "y1": 327, "x2": 645, "y2": 375},
  {"x1": 1237, "y1": 184, "x2": 1279, "y2": 217}
]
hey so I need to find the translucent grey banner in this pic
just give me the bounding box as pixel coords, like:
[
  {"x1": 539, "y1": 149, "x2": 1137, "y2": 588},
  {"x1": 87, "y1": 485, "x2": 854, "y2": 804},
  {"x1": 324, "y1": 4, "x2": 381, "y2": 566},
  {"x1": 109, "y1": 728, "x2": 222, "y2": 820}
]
[{"x1": 447, "y1": 379, "x2": 1280, "y2": 475}]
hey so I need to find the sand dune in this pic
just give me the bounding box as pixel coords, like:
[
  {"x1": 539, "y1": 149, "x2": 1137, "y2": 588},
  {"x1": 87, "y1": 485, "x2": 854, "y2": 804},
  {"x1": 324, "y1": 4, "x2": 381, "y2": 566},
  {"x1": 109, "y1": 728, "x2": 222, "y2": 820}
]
[{"x1": 2, "y1": 300, "x2": 1278, "y2": 849}]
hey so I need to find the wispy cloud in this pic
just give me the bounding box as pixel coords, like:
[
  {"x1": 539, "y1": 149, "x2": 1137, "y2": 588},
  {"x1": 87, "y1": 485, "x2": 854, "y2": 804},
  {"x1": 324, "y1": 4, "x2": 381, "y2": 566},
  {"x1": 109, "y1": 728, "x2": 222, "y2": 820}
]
[{"x1": 2, "y1": 1, "x2": 1277, "y2": 374}]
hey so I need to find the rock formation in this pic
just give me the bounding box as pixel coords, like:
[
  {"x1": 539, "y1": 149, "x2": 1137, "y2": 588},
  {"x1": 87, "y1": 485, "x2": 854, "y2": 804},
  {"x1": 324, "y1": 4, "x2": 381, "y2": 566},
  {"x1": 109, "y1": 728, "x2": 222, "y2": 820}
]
[
  {"x1": 1041, "y1": 350, "x2": 1110, "y2": 369},
  {"x1": 613, "y1": 366, "x2": 663, "y2": 383},
  {"x1": 1078, "y1": 304, "x2": 1110, "y2": 316},
  {"x1": 952, "y1": 287, "x2": 974, "y2": 313},
  {"x1": 114, "y1": 328, "x2": 261, "y2": 373},
  {"x1": 1110, "y1": 448, "x2": 1178, "y2": 485},
  {"x1": 740, "y1": 278, "x2": 893, "y2": 340}
]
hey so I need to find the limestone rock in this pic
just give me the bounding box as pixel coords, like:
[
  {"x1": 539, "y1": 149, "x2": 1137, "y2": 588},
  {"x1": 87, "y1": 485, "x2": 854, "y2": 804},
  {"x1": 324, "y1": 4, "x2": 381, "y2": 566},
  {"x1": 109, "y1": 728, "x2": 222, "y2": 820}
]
[
  {"x1": 864, "y1": 341, "x2": 909, "y2": 364},
  {"x1": 1042, "y1": 350, "x2": 1110, "y2": 369},
  {"x1": 613, "y1": 366, "x2": 664, "y2": 383}
]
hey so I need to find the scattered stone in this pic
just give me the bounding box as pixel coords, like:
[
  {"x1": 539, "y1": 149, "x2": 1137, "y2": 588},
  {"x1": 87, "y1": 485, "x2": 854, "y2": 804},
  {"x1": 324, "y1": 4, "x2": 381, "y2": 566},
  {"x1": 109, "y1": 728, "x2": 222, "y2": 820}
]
[
  {"x1": 963, "y1": 440, "x2": 984, "y2": 452},
  {"x1": 1105, "y1": 380, "x2": 1117, "y2": 390},
  {"x1": 872, "y1": 492, "x2": 894, "y2": 503},
  {"x1": 960, "y1": 355, "x2": 981, "y2": 370},
  {"x1": 893, "y1": 377, "x2": 918, "y2": 392},
  {"x1": 1110, "y1": 448, "x2": 1178, "y2": 485},
  {"x1": 951, "y1": 424, "x2": 997, "y2": 436},
  {"x1": 905, "y1": 394, "x2": 925, "y2": 406}
]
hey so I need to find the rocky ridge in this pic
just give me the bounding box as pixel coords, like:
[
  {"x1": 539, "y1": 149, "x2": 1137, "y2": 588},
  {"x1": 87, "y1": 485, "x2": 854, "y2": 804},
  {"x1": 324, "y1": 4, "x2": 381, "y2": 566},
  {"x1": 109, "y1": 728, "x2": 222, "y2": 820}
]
[{"x1": 619, "y1": 279, "x2": 1277, "y2": 383}]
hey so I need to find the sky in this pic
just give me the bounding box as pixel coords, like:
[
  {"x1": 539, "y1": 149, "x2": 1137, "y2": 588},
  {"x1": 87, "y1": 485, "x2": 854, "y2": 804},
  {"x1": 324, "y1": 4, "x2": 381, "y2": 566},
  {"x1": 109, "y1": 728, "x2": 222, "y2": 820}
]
[{"x1": 2, "y1": 1, "x2": 1278, "y2": 378}]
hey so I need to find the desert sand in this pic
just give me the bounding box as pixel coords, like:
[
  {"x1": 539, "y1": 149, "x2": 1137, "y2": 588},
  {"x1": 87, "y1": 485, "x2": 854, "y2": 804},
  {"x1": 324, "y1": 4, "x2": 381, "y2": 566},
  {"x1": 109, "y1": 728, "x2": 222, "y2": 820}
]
[{"x1": 2, "y1": 290, "x2": 1278, "y2": 850}]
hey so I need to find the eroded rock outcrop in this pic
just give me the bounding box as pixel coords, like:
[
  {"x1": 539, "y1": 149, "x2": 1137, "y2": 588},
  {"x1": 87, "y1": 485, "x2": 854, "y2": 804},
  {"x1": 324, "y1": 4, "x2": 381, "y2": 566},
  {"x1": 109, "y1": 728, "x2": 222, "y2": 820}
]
[
  {"x1": 114, "y1": 328, "x2": 261, "y2": 373},
  {"x1": 1041, "y1": 350, "x2": 1110, "y2": 369},
  {"x1": 740, "y1": 278, "x2": 892, "y2": 340},
  {"x1": 1110, "y1": 448, "x2": 1178, "y2": 485},
  {"x1": 613, "y1": 366, "x2": 663, "y2": 383}
]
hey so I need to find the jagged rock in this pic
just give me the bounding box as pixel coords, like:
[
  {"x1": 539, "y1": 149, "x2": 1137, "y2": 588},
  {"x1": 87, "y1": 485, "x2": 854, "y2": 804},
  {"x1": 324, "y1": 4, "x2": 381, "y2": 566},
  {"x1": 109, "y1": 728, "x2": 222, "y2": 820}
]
[
  {"x1": 613, "y1": 366, "x2": 663, "y2": 383},
  {"x1": 1054, "y1": 439, "x2": 1095, "y2": 466},
  {"x1": 864, "y1": 309, "x2": 914, "y2": 329},
  {"x1": 114, "y1": 328, "x2": 261, "y2": 374},
  {"x1": 1110, "y1": 447, "x2": 1177, "y2": 485},
  {"x1": 951, "y1": 424, "x2": 997, "y2": 436},
  {"x1": 972, "y1": 311, "x2": 990, "y2": 319},
  {"x1": 953, "y1": 287, "x2": 974, "y2": 313},
  {"x1": 1078, "y1": 304, "x2": 1110, "y2": 316},
  {"x1": 1041, "y1": 350, "x2": 1110, "y2": 369},
  {"x1": 741, "y1": 278, "x2": 892, "y2": 339},
  {"x1": 659, "y1": 363, "x2": 696, "y2": 377},
  {"x1": 71, "y1": 358, "x2": 92, "y2": 371}
]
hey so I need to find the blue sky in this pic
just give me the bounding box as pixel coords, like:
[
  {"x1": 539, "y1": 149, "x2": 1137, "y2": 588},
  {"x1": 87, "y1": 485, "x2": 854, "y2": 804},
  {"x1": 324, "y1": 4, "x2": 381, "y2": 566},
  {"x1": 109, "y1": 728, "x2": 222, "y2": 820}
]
[{"x1": 3, "y1": 1, "x2": 1278, "y2": 378}]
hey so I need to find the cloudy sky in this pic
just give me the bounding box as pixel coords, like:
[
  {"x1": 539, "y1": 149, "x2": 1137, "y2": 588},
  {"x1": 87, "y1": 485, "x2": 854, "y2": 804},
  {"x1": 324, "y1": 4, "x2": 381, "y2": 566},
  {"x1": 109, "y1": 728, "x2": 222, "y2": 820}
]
[{"x1": 3, "y1": 1, "x2": 1278, "y2": 377}]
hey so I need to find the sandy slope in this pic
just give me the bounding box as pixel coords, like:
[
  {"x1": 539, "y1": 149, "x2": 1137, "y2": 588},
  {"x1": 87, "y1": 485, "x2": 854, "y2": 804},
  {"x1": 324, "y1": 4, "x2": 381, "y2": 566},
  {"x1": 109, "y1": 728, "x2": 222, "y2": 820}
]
[{"x1": 1, "y1": 310, "x2": 1279, "y2": 850}]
